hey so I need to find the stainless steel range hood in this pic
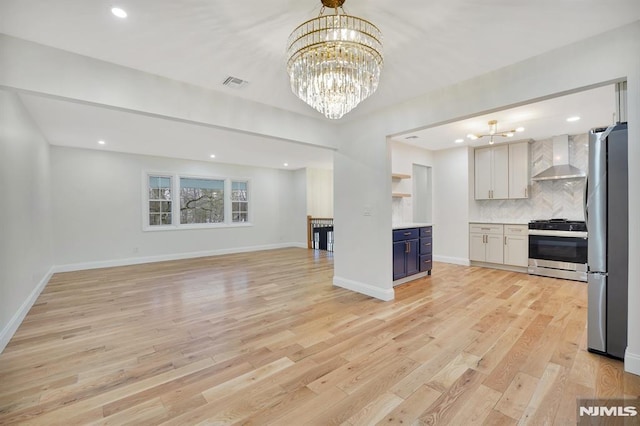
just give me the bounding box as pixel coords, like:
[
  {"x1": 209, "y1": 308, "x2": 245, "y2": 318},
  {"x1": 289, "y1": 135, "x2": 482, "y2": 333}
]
[{"x1": 531, "y1": 135, "x2": 586, "y2": 181}]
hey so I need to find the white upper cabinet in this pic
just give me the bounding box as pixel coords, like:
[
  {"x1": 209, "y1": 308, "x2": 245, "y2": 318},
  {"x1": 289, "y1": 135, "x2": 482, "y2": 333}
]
[
  {"x1": 474, "y1": 142, "x2": 529, "y2": 200},
  {"x1": 474, "y1": 145, "x2": 509, "y2": 200},
  {"x1": 508, "y1": 142, "x2": 530, "y2": 199}
]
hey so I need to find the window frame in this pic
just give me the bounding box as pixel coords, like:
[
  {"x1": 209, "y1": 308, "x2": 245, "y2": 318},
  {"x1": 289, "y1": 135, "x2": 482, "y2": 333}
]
[
  {"x1": 142, "y1": 172, "x2": 252, "y2": 232},
  {"x1": 144, "y1": 174, "x2": 174, "y2": 230},
  {"x1": 231, "y1": 180, "x2": 250, "y2": 223}
]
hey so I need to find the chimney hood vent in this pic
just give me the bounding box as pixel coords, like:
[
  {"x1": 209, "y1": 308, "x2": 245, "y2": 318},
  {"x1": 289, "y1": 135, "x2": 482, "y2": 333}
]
[{"x1": 531, "y1": 135, "x2": 586, "y2": 181}]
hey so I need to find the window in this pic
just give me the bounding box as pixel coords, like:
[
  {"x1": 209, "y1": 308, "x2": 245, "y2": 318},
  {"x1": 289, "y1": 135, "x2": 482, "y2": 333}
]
[
  {"x1": 180, "y1": 178, "x2": 225, "y2": 224},
  {"x1": 148, "y1": 175, "x2": 172, "y2": 226},
  {"x1": 231, "y1": 181, "x2": 248, "y2": 222},
  {"x1": 145, "y1": 173, "x2": 250, "y2": 230},
  {"x1": 143, "y1": 173, "x2": 251, "y2": 231}
]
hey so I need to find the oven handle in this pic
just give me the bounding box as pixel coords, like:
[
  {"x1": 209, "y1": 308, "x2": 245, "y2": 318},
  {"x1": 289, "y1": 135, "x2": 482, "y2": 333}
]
[{"x1": 528, "y1": 230, "x2": 588, "y2": 238}]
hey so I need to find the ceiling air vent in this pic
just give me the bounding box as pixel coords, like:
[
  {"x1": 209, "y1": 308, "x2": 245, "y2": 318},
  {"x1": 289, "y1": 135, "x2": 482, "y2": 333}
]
[{"x1": 222, "y1": 76, "x2": 249, "y2": 89}]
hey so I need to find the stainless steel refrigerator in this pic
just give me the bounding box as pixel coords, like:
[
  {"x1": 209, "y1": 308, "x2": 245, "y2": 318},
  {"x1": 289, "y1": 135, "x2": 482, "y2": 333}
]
[{"x1": 586, "y1": 122, "x2": 628, "y2": 360}]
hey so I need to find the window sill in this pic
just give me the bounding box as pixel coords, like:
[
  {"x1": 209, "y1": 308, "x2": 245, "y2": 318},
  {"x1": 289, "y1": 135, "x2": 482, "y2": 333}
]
[{"x1": 143, "y1": 222, "x2": 253, "y2": 232}]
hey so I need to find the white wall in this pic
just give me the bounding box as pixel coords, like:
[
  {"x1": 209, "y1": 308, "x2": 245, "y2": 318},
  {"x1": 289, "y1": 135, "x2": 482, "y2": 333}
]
[
  {"x1": 390, "y1": 141, "x2": 434, "y2": 223},
  {"x1": 432, "y1": 147, "x2": 471, "y2": 265},
  {"x1": 50, "y1": 147, "x2": 307, "y2": 269},
  {"x1": 0, "y1": 90, "x2": 54, "y2": 352},
  {"x1": 333, "y1": 120, "x2": 394, "y2": 301},
  {"x1": 306, "y1": 168, "x2": 333, "y2": 218},
  {"x1": 335, "y1": 21, "x2": 640, "y2": 373},
  {"x1": 0, "y1": 35, "x2": 337, "y2": 150}
]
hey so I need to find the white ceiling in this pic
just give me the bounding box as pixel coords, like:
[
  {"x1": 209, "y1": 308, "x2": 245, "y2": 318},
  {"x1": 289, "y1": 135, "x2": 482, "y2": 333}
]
[
  {"x1": 18, "y1": 93, "x2": 335, "y2": 170},
  {"x1": 2, "y1": 0, "x2": 639, "y2": 168}
]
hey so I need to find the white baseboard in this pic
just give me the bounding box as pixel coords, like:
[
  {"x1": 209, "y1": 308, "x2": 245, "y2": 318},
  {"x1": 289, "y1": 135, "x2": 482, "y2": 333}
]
[
  {"x1": 625, "y1": 348, "x2": 640, "y2": 376},
  {"x1": 333, "y1": 276, "x2": 394, "y2": 301},
  {"x1": 433, "y1": 255, "x2": 470, "y2": 266},
  {"x1": 53, "y1": 243, "x2": 305, "y2": 273},
  {"x1": 0, "y1": 266, "x2": 54, "y2": 353}
]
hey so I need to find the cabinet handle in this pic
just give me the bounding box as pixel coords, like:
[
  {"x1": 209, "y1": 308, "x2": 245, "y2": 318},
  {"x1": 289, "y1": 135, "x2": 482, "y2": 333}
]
[
  {"x1": 407, "y1": 242, "x2": 411, "y2": 253},
  {"x1": 525, "y1": 187, "x2": 528, "y2": 198},
  {"x1": 424, "y1": 243, "x2": 431, "y2": 246},
  {"x1": 504, "y1": 236, "x2": 507, "y2": 245},
  {"x1": 404, "y1": 232, "x2": 411, "y2": 236},
  {"x1": 405, "y1": 242, "x2": 409, "y2": 253},
  {"x1": 483, "y1": 235, "x2": 486, "y2": 244}
]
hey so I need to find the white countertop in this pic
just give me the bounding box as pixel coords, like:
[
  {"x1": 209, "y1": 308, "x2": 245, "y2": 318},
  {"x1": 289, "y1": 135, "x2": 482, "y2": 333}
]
[
  {"x1": 469, "y1": 220, "x2": 529, "y2": 225},
  {"x1": 392, "y1": 222, "x2": 433, "y2": 230}
]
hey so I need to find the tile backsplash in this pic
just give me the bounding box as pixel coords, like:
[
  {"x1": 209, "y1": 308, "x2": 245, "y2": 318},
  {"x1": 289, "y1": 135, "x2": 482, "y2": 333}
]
[{"x1": 474, "y1": 133, "x2": 588, "y2": 222}]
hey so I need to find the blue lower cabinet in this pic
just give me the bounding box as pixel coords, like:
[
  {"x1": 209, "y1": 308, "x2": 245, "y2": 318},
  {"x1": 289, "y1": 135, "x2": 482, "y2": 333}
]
[
  {"x1": 420, "y1": 255, "x2": 433, "y2": 273},
  {"x1": 406, "y1": 239, "x2": 419, "y2": 276},
  {"x1": 393, "y1": 241, "x2": 409, "y2": 280},
  {"x1": 393, "y1": 226, "x2": 432, "y2": 280}
]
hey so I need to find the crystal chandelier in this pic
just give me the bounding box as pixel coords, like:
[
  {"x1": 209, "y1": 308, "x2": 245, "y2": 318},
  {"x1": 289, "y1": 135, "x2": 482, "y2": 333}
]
[
  {"x1": 467, "y1": 120, "x2": 525, "y2": 144},
  {"x1": 286, "y1": 0, "x2": 383, "y2": 120}
]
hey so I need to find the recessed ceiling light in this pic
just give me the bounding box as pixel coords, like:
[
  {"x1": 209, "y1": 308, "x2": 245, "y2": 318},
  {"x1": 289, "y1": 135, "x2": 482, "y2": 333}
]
[
  {"x1": 467, "y1": 134, "x2": 479, "y2": 140},
  {"x1": 98, "y1": 140, "x2": 106, "y2": 145},
  {"x1": 506, "y1": 132, "x2": 514, "y2": 137},
  {"x1": 567, "y1": 116, "x2": 581, "y2": 122},
  {"x1": 111, "y1": 7, "x2": 127, "y2": 18},
  {"x1": 516, "y1": 127, "x2": 525, "y2": 132},
  {"x1": 210, "y1": 154, "x2": 216, "y2": 159},
  {"x1": 454, "y1": 139, "x2": 464, "y2": 143},
  {"x1": 283, "y1": 163, "x2": 289, "y2": 167}
]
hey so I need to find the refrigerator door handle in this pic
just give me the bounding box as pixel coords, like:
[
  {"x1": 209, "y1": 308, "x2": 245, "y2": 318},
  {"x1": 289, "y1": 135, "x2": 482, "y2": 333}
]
[{"x1": 584, "y1": 175, "x2": 588, "y2": 230}]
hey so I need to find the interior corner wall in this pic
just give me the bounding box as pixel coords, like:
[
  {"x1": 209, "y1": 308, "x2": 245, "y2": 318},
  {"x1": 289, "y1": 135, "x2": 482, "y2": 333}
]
[
  {"x1": 624, "y1": 38, "x2": 640, "y2": 376},
  {"x1": 50, "y1": 146, "x2": 306, "y2": 269},
  {"x1": 290, "y1": 168, "x2": 309, "y2": 246},
  {"x1": 333, "y1": 122, "x2": 394, "y2": 302},
  {"x1": 306, "y1": 168, "x2": 334, "y2": 218},
  {"x1": 432, "y1": 147, "x2": 470, "y2": 265},
  {"x1": 0, "y1": 89, "x2": 54, "y2": 352}
]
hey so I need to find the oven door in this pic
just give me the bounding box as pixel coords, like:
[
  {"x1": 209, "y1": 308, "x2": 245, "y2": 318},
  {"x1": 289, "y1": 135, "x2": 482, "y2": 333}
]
[{"x1": 528, "y1": 230, "x2": 588, "y2": 264}]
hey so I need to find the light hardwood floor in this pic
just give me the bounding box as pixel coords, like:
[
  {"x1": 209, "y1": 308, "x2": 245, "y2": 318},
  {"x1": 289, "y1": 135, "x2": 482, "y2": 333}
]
[{"x1": 1, "y1": 248, "x2": 639, "y2": 425}]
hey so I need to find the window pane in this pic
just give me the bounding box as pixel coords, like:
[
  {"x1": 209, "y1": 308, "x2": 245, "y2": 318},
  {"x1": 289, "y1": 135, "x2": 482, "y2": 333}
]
[
  {"x1": 231, "y1": 181, "x2": 248, "y2": 201},
  {"x1": 233, "y1": 212, "x2": 247, "y2": 222},
  {"x1": 180, "y1": 178, "x2": 224, "y2": 224},
  {"x1": 232, "y1": 181, "x2": 248, "y2": 222},
  {"x1": 148, "y1": 175, "x2": 173, "y2": 226},
  {"x1": 180, "y1": 178, "x2": 224, "y2": 190},
  {"x1": 149, "y1": 176, "x2": 171, "y2": 189}
]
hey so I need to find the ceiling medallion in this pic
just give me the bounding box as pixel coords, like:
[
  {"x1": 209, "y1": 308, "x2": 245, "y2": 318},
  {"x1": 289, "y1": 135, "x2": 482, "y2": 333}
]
[
  {"x1": 286, "y1": 0, "x2": 383, "y2": 120},
  {"x1": 467, "y1": 120, "x2": 524, "y2": 144}
]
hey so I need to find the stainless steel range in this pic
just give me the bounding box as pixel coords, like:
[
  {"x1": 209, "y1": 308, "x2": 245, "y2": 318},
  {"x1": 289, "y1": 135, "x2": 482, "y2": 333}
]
[{"x1": 528, "y1": 219, "x2": 588, "y2": 282}]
